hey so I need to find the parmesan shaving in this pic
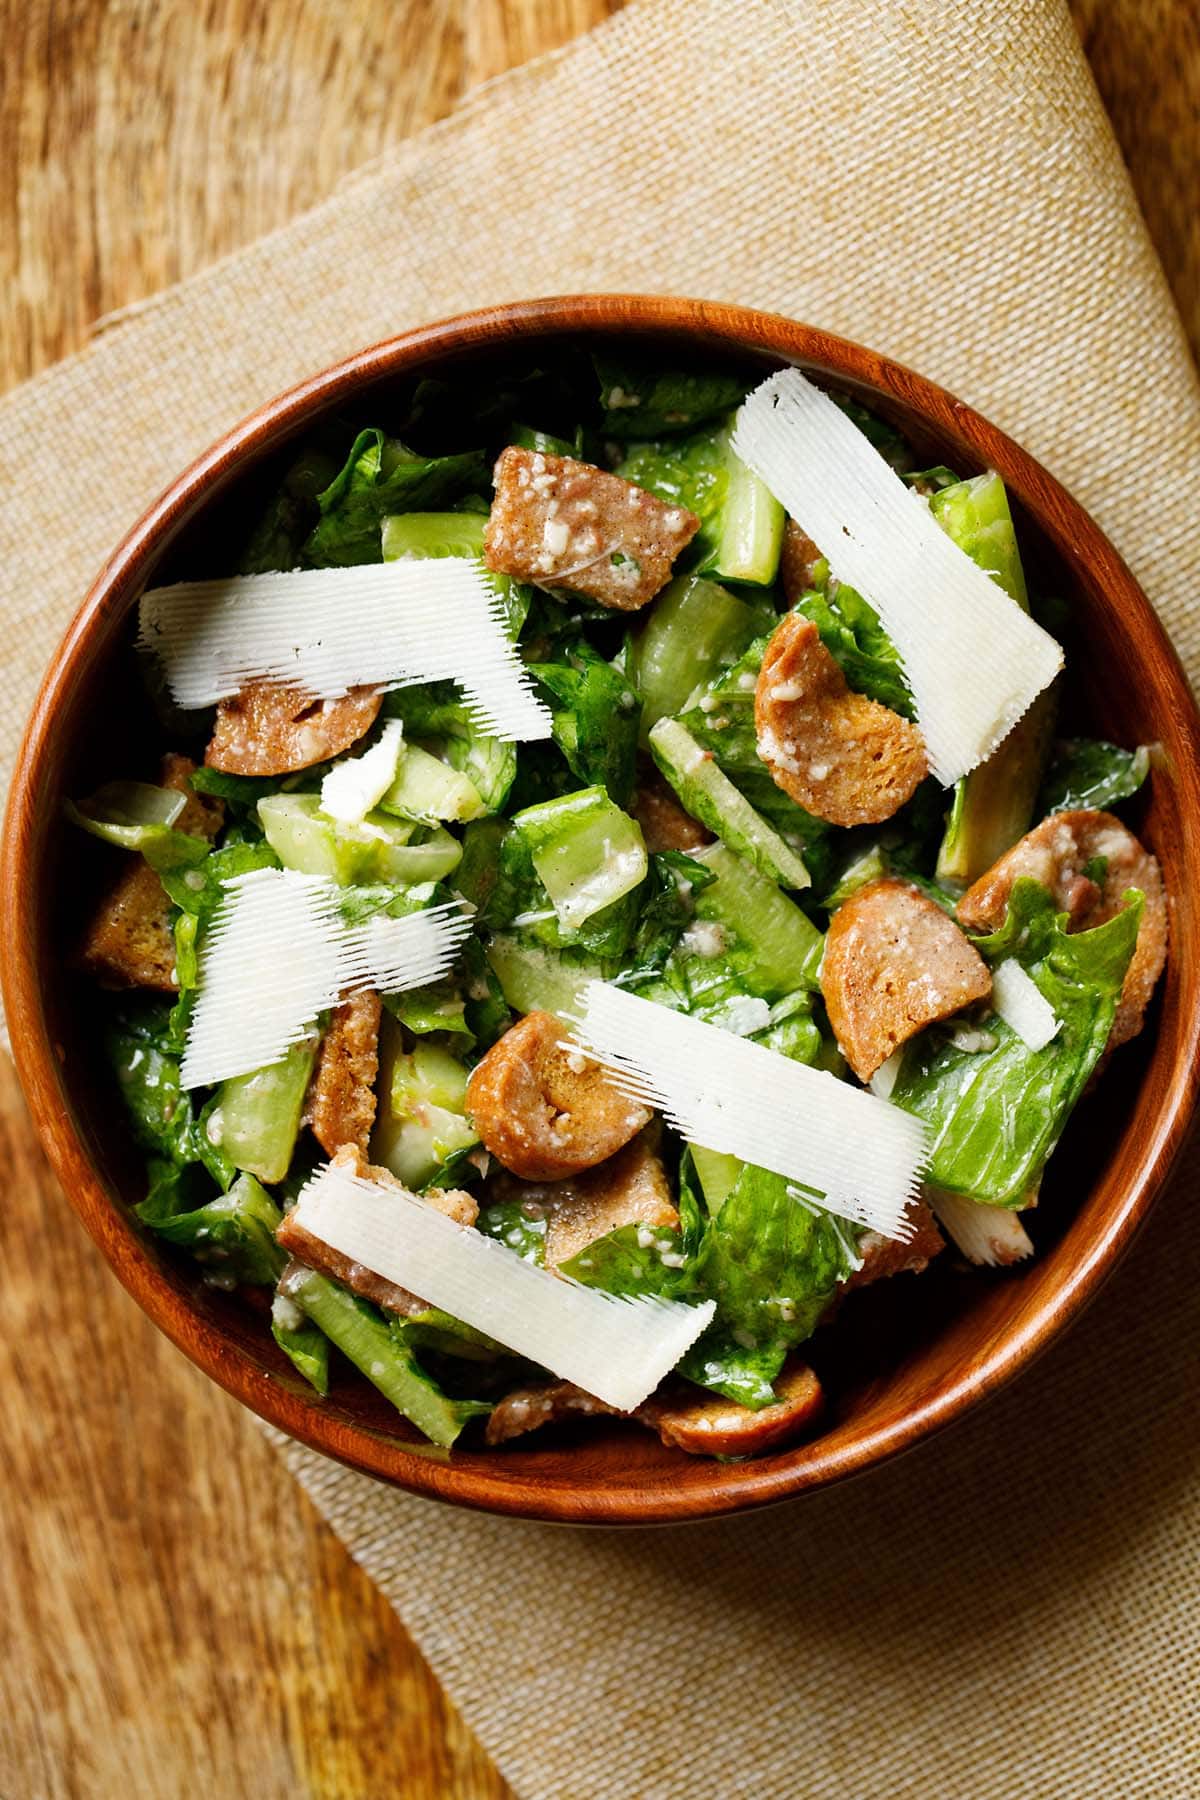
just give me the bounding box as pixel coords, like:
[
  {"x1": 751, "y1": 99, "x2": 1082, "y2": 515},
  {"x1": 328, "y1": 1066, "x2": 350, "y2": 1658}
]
[
  {"x1": 731, "y1": 370, "x2": 1063, "y2": 784},
  {"x1": 180, "y1": 868, "x2": 471, "y2": 1088},
  {"x1": 320, "y1": 720, "x2": 406, "y2": 824},
  {"x1": 926, "y1": 1186, "x2": 1034, "y2": 1267},
  {"x1": 990, "y1": 958, "x2": 1060, "y2": 1051},
  {"x1": 570, "y1": 984, "x2": 927, "y2": 1240},
  {"x1": 289, "y1": 1160, "x2": 715, "y2": 1411},
  {"x1": 137, "y1": 558, "x2": 552, "y2": 742}
]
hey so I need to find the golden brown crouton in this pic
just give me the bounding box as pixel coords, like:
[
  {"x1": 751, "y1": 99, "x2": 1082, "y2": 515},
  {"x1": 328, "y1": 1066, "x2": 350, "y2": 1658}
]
[
  {"x1": 466, "y1": 1011, "x2": 651, "y2": 1181},
  {"x1": 844, "y1": 1199, "x2": 945, "y2": 1289},
  {"x1": 631, "y1": 761, "x2": 713, "y2": 853},
  {"x1": 639, "y1": 1362, "x2": 823, "y2": 1457},
  {"x1": 754, "y1": 613, "x2": 927, "y2": 827},
  {"x1": 483, "y1": 446, "x2": 700, "y2": 611},
  {"x1": 779, "y1": 518, "x2": 823, "y2": 605},
  {"x1": 276, "y1": 1144, "x2": 477, "y2": 1316},
  {"x1": 484, "y1": 1381, "x2": 622, "y2": 1445},
  {"x1": 957, "y1": 809, "x2": 1167, "y2": 1048},
  {"x1": 79, "y1": 754, "x2": 223, "y2": 992},
  {"x1": 305, "y1": 989, "x2": 382, "y2": 1157},
  {"x1": 206, "y1": 681, "x2": 381, "y2": 776},
  {"x1": 485, "y1": 1361, "x2": 823, "y2": 1458},
  {"x1": 821, "y1": 878, "x2": 992, "y2": 1082},
  {"x1": 486, "y1": 1125, "x2": 679, "y2": 1269}
]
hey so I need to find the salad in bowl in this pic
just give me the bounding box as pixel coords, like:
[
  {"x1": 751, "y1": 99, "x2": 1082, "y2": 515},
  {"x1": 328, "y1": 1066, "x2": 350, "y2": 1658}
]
[{"x1": 64, "y1": 340, "x2": 1167, "y2": 1463}]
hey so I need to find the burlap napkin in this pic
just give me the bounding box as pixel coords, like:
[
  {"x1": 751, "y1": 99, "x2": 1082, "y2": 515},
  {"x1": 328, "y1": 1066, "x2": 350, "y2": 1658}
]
[{"x1": 3, "y1": 1, "x2": 1199, "y2": 1794}]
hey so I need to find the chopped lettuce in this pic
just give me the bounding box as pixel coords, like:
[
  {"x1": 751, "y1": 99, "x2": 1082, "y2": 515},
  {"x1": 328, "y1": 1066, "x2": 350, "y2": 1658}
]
[
  {"x1": 593, "y1": 355, "x2": 748, "y2": 438},
  {"x1": 529, "y1": 640, "x2": 641, "y2": 807},
  {"x1": 790, "y1": 585, "x2": 915, "y2": 718},
  {"x1": 891, "y1": 879, "x2": 1143, "y2": 1206},
  {"x1": 66, "y1": 782, "x2": 211, "y2": 874},
  {"x1": 137, "y1": 1171, "x2": 285, "y2": 1285},
  {"x1": 1038, "y1": 739, "x2": 1152, "y2": 815},
  {"x1": 238, "y1": 446, "x2": 340, "y2": 574},
  {"x1": 106, "y1": 1000, "x2": 235, "y2": 1190},
  {"x1": 383, "y1": 682, "x2": 517, "y2": 814},
  {"x1": 615, "y1": 419, "x2": 784, "y2": 585},
  {"x1": 282, "y1": 1265, "x2": 491, "y2": 1447},
  {"x1": 566, "y1": 1162, "x2": 855, "y2": 1408},
  {"x1": 304, "y1": 429, "x2": 487, "y2": 567}
]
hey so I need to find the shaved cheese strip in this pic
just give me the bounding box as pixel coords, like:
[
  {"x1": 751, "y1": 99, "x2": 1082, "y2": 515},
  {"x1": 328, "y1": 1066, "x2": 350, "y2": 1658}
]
[
  {"x1": 926, "y1": 1186, "x2": 1034, "y2": 1267},
  {"x1": 732, "y1": 370, "x2": 1063, "y2": 784},
  {"x1": 180, "y1": 868, "x2": 471, "y2": 1088},
  {"x1": 290, "y1": 1160, "x2": 716, "y2": 1411},
  {"x1": 321, "y1": 720, "x2": 405, "y2": 824},
  {"x1": 570, "y1": 984, "x2": 927, "y2": 1240},
  {"x1": 868, "y1": 1050, "x2": 903, "y2": 1101},
  {"x1": 137, "y1": 558, "x2": 552, "y2": 742},
  {"x1": 990, "y1": 957, "x2": 1060, "y2": 1050}
]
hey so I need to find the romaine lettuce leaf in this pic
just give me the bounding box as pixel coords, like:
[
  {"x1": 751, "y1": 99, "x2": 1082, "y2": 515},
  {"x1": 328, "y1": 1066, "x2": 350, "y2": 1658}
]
[
  {"x1": 891, "y1": 879, "x2": 1143, "y2": 1206},
  {"x1": 137, "y1": 1170, "x2": 285, "y2": 1286},
  {"x1": 1038, "y1": 739, "x2": 1151, "y2": 815},
  {"x1": 304, "y1": 429, "x2": 487, "y2": 567},
  {"x1": 593, "y1": 356, "x2": 748, "y2": 438},
  {"x1": 106, "y1": 1000, "x2": 234, "y2": 1191},
  {"x1": 529, "y1": 640, "x2": 641, "y2": 808},
  {"x1": 791, "y1": 585, "x2": 915, "y2": 718}
]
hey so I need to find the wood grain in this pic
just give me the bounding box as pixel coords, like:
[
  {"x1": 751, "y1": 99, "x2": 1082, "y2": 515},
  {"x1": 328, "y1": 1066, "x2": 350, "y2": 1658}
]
[{"x1": 0, "y1": 2, "x2": 1193, "y2": 1796}]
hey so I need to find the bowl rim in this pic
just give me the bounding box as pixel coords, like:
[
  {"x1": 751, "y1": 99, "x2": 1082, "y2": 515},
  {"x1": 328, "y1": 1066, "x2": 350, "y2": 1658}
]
[{"x1": 4, "y1": 292, "x2": 1200, "y2": 1525}]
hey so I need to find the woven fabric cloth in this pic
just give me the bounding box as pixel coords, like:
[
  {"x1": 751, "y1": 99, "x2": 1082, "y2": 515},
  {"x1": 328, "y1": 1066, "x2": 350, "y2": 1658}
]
[{"x1": 3, "y1": 1, "x2": 1199, "y2": 1794}]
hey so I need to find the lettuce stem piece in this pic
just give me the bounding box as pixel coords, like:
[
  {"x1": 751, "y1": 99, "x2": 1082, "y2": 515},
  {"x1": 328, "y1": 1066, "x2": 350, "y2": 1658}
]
[
  {"x1": 207, "y1": 1037, "x2": 319, "y2": 1185},
  {"x1": 648, "y1": 717, "x2": 810, "y2": 890},
  {"x1": 271, "y1": 1288, "x2": 331, "y2": 1394},
  {"x1": 280, "y1": 1264, "x2": 489, "y2": 1447},
  {"x1": 932, "y1": 472, "x2": 1053, "y2": 885},
  {"x1": 628, "y1": 573, "x2": 769, "y2": 743},
  {"x1": 512, "y1": 787, "x2": 647, "y2": 931}
]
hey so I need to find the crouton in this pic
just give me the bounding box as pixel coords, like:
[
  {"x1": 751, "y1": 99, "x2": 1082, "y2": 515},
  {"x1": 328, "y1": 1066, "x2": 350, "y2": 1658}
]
[
  {"x1": 205, "y1": 681, "x2": 381, "y2": 776},
  {"x1": 305, "y1": 989, "x2": 382, "y2": 1157},
  {"x1": 486, "y1": 1125, "x2": 679, "y2": 1269},
  {"x1": 754, "y1": 612, "x2": 927, "y2": 827},
  {"x1": 821, "y1": 878, "x2": 992, "y2": 1082},
  {"x1": 484, "y1": 1380, "x2": 622, "y2": 1445},
  {"x1": 779, "y1": 518, "x2": 823, "y2": 605},
  {"x1": 639, "y1": 1361, "x2": 823, "y2": 1456},
  {"x1": 484, "y1": 1361, "x2": 823, "y2": 1457},
  {"x1": 631, "y1": 760, "x2": 713, "y2": 853},
  {"x1": 465, "y1": 1010, "x2": 651, "y2": 1181},
  {"x1": 275, "y1": 1144, "x2": 477, "y2": 1316},
  {"x1": 957, "y1": 809, "x2": 1167, "y2": 1048},
  {"x1": 79, "y1": 753, "x2": 223, "y2": 991},
  {"x1": 844, "y1": 1198, "x2": 945, "y2": 1289},
  {"x1": 483, "y1": 446, "x2": 700, "y2": 611}
]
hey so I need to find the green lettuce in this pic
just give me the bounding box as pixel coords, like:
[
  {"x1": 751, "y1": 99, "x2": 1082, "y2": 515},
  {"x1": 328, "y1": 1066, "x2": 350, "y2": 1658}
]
[
  {"x1": 304, "y1": 429, "x2": 487, "y2": 567},
  {"x1": 891, "y1": 879, "x2": 1143, "y2": 1206},
  {"x1": 1038, "y1": 739, "x2": 1151, "y2": 815},
  {"x1": 529, "y1": 640, "x2": 641, "y2": 808},
  {"x1": 593, "y1": 356, "x2": 748, "y2": 438}
]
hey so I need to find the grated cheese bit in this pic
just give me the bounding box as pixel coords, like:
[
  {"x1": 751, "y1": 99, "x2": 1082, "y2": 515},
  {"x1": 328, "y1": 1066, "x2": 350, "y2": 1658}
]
[
  {"x1": 990, "y1": 957, "x2": 1060, "y2": 1051},
  {"x1": 926, "y1": 1186, "x2": 1034, "y2": 1267},
  {"x1": 569, "y1": 983, "x2": 927, "y2": 1240},
  {"x1": 180, "y1": 868, "x2": 471, "y2": 1088},
  {"x1": 731, "y1": 370, "x2": 1063, "y2": 784},
  {"x1": 137, "y1": 558, "x2": 552, "y2": 742},
  {"x1": 321, "y1": 720, "x2": 405, "y2": 824},
  {"x1": 289, "y1": 1160, "x2": 716, "y2": 1411}
]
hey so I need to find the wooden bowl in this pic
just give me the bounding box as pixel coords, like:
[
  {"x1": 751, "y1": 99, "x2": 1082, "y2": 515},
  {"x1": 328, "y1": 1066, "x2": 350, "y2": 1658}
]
[{"x1": 4, "y1": 296, "x2": 1199, "y2": 1525}]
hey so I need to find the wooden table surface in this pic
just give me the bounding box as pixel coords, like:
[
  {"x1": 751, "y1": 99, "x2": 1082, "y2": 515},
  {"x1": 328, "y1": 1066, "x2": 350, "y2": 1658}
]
[{"x1": 1, "y1": 3, "x2": 1195, "y2": 1795}]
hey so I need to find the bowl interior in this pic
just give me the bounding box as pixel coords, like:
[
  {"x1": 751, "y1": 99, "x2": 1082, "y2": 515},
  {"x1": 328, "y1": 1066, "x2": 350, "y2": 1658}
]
[{"x1": 9, "y1": 301, "x2": 1200, "y2": 1523}]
